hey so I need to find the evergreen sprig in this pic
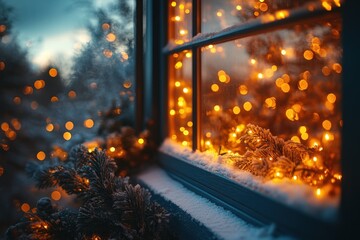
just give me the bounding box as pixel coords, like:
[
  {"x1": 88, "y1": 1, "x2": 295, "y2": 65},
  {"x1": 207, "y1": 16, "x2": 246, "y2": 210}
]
[
  {"x1": 6, "y1": 197, "x2": 78, "y2": 240},
  {"x1": 228, "y1": 124, "x2": 339, "y2": 188},
  {"x1": 6, "y1": 146, "x2": 170, "y2": 240}
]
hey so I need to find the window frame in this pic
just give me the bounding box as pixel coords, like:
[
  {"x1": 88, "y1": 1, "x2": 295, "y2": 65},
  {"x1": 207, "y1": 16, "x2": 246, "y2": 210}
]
[
  {"x1": 142, "y1": 0, "x2": 359, "y2": 238},
  {"x1": 135, "y1": 0, "x2": 144, "y2": 132}
]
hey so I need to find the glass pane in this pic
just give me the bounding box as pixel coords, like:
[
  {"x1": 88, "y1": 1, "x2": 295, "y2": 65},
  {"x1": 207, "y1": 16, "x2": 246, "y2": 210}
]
[
  {"x1": 1, "y1": 0, "x2": 136, "y2": 142},
  {"x1": 1, "y1": 0, "x2": 135, "y2": 222},
  {"x1": 200, "y1": 18, "x2": 342, "y2": 203},
  {"x1": 168, "y1": 0, "x2": 192, "y2": 45},
  {"x1": 168, "y1": 51, "x2": 193, "y2": 148},
  {"x1": 201, "y1": 0, "x2": 342, "y2": 33}
]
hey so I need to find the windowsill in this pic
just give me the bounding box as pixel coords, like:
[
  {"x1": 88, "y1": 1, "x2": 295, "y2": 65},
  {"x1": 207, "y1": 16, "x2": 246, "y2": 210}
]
[
  {"x1": 136, "y1": 166, "x2": 291, "y2": 240},
  {"x1": 156, "y1": 139, "x2": 339, "y2": 239},
  {"x1": 159, "y1": 139, "x2": 339, "y2": 221}
]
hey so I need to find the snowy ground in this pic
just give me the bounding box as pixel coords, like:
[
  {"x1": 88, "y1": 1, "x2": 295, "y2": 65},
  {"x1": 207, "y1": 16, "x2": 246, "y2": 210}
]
[{"x1": 137, "y1": 166, "x2": 294, "y2": 240}]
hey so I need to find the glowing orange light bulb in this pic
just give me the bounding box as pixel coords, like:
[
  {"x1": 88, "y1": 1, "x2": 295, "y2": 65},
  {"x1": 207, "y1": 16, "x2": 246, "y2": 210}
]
[{"x1": 49, "y1": 68, "x2": 58, "y2": 77}]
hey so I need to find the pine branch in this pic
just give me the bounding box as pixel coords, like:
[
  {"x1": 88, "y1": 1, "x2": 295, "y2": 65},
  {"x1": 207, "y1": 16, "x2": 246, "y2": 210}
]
[
  {"x1": 67, "y1": 144, "x2": 91, "y2": 169},
  {"x1": 113, "y1": 184, "x2": 170, "y2": 239},
  {"x1": 114, "y1": 184, "x2": 150, "y2": 231},
  {"x1": 7, "y1": 92, "x2": 168, "y2": 239},
  {"x1": 77, "y1": 201, "x2": 124, "y2": 239},
  {"x1": 5, "y1": 197, "x2": 78, "y2": 240},
  {"x1": 231, "y1": 124, "x2": 336, "y2": 187},
  {"x1": 10, "y1": 145, "x2": 170, "y2": 240},
  {"x1": 28, "y1": 160, "x2": 90, "y2": 197}
]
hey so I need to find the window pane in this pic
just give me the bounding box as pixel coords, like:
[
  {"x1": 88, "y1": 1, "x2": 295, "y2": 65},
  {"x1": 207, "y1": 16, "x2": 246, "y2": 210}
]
[
  {"x1": 1, "y1": 0, "x2": 136, "y2": 143},
  {"x1": 168, "y1": 0, "x2": 192, "y2": 45},
  {"x1": 168, "y1": 51, "x2": 193, "y2": 148},
  {"x1": 200, "y1": 18, "x2": 342, "y2": 203},
  {"x1": 1, "y1": 0, "x2": 135, "y2": 222},
  {"x1": 201, "y1": 0, "x2": 342, "y2": 33}
]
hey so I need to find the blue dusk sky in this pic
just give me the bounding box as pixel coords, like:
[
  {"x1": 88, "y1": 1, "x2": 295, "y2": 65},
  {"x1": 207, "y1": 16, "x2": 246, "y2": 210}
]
[{"x1": 3, "y1": 0, "x2": 114, "y2": 75}]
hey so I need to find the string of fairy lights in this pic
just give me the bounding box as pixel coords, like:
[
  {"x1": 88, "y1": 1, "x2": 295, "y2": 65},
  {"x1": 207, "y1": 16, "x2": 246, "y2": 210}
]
[
  {"x1": 0, "y1": 0, "x2": 344, "y2": 215},
  {"x1": 168, "y1": 0, "x2": 343, "y2": 198}
]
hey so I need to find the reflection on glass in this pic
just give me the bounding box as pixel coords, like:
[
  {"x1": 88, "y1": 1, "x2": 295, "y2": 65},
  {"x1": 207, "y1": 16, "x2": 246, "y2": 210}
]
[
  {"x1": 200, "y1": 18, "x2": 342, "y2": 198},
  {"x1": 168, "y1": 0, "x2": 192, "y2": 45},
  {"x1": 168, "y1": 51, "x2": 193, "y2": 148},
  {"x1": 201, "y1": 0, "x2": 342, "y2": 33}
]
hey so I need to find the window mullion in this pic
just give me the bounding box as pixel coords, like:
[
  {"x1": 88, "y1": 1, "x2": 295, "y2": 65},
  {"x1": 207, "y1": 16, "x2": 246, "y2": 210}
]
[
  {"x1": 191, "y1": 0, "x2": 201, "y2": 151},
  {"x1": 135, "y1": 0, "x2": 144, "y2": 133}
]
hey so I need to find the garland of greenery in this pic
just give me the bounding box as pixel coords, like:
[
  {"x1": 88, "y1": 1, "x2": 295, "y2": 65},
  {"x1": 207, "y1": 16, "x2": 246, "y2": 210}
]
[{"x1": 226, "y1": 124, "x2": 341, "y2": 190}]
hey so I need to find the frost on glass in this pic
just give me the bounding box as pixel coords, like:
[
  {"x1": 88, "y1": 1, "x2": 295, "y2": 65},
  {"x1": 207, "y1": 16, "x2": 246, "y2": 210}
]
[
  {"x1": 200, "y1": 18, "x2": 342, "y2": 198},
  {"x1": 1, "y1": 0, "x2": 135, "y2": 148},
  {"x1": 168, "y1": 51, "x2": 193, "y2": 148},
  {"x1": 0, "y1": 0, "x2": 135, "y2": 220}
]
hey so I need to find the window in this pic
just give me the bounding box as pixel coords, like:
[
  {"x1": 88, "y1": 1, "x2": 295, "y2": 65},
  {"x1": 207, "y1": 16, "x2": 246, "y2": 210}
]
[{"x1": 149, "y1": 0, "x2": 347, "y2": 238}]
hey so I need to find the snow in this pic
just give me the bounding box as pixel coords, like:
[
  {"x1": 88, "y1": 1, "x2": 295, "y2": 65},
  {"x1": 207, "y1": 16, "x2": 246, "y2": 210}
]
[
  {"x1": 165, "y1": 12, "x2": 270, "y2": 52},
  {"x1": 159, "y1": 139, "x2": 339, "y2": 221},
  {"x1": 138, "y1": 166, "x2": 293, "y2": 240}
]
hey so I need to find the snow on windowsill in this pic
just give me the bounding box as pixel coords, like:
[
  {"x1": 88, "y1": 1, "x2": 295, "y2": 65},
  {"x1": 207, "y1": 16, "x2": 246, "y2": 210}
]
[
  {"x1": 137, "y1": 166, "x2": 292, "y2": 240},
  {"x1": 159, "y1": 139, "x2": 339, "y2": 221}
]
